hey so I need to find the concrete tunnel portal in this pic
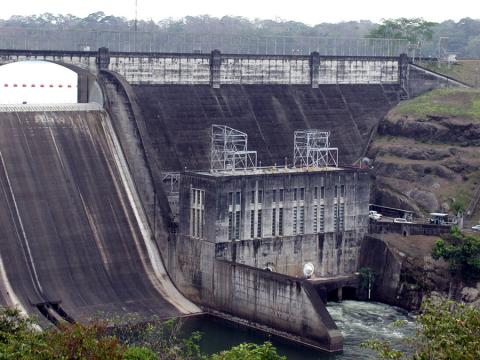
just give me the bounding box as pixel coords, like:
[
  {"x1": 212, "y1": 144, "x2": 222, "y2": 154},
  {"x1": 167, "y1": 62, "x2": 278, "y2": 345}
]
[{"x1": 0, "y1": 61, "x2": 78, "y2": 104}]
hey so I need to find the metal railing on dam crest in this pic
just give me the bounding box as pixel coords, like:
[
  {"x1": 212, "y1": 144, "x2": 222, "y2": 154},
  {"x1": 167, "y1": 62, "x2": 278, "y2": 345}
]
[{"x1": 0, "y1": 28, "x2": 409, "y2": 57}]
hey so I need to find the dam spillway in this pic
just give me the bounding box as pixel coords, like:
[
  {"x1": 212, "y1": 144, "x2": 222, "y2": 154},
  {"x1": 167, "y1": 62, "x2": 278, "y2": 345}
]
[{"x1": 0, "y1": 104, "x2": 198, "y2": 322}]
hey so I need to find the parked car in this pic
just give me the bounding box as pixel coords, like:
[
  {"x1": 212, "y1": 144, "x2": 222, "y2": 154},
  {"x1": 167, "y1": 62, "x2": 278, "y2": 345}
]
[
  {"x1": 472, "y1": 225, "x2": 480, "y2": 232},
  {"x1": 394, "y1": 218, "x2": 412, "y2": 224},
  {"x1": 369, "y1": 210, "x2": 382, "y2": 221}
]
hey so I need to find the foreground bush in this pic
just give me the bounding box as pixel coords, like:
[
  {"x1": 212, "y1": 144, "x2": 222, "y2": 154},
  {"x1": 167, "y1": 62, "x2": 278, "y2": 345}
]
[
  {"x1": 0, "y1": 307, "x2": 284, "y2": 360},
  {"x1": 362, "y1": 298, "x2": 480, "y2": 359}
]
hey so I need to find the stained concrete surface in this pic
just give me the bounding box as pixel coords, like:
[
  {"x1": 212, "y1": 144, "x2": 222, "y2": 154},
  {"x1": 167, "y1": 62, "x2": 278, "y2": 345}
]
[
  {"x1": 0, "y1": 108, "x2": 197, "y2": 322},
  {"x1": 133, "y1": 84, "x2": 400, "y2": 171}
]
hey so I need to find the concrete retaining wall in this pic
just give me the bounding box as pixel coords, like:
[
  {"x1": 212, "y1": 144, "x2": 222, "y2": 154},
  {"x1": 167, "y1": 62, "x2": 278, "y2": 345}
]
[
  {"x1": 109, "y1": 55, "x2": 212, "y2": 85},
  {"x1": 369, "y1": 222, "x2": 451, "y2": 236},
  {"x1": 0, "y1": 49, "x2": 401, "y2": 86},
  {"x1": 172, "y1": 235, "x2": 342, "y2": 351},
  {"x1": 109, "y1": 52, "x2": 399, "y2": 85},
  {"x1": 213, "y1": 261, "x2": 342, "y2": 351},
  {"x1": 407, "y1": 64, "x2": 469, "y2": 97}
]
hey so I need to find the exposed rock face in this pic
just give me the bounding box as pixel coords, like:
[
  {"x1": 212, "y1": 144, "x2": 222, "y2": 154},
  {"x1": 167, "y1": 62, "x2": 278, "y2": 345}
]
[
  {"x1": 406, "y1": 189, "x2": 439, "y2": 212},
  {"x1": 368, "y1": 92, "x2": 480, "y2": 216},
  {"x1": 380, "y1": 113, "x2": 480, "y2": 146},
  {"x1": 360, "y1": 234, "x2": 480, "y2": 310}
]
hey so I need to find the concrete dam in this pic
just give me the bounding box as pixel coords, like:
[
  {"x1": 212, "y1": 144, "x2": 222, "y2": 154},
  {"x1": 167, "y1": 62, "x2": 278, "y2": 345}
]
[
  {"x1": 0, "y1": 104, "x2": 199, "y2": 324},
  {"x1": 0, "y1": 48, "x2": 461, "y2": 351}
]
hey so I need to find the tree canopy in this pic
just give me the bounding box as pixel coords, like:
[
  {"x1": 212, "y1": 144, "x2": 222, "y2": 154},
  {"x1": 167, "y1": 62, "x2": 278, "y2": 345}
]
[
  {"x1": 368, "y1": 18, "x2": 437, "y2": 44},
  {"x1": 363, "y1": 298, "x2": 480, "y2": 359},
  {"x1": 432, "y1": 226, "x2": 480, "y2": 280},
  {"x1": 1, "y1": 14, "x2": 480, "y2": 57}
]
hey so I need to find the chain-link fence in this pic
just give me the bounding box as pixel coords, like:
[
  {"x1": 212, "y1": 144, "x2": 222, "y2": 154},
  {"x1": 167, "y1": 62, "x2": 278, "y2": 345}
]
[{"x1": 0, "y1": 28, "x2": 410, "y2": 56}]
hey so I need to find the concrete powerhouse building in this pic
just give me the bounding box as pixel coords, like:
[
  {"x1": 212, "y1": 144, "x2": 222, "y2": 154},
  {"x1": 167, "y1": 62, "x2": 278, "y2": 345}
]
[{"x1": 178, "y1": 127, "x2": 370, "y2": 280}]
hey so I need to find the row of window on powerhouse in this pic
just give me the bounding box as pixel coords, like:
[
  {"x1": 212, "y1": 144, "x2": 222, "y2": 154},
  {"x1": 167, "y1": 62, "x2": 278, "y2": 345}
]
[
  {"x1": 228, "y1": 185, "x2": 346, "y2": 206},
  {"x1": 228, "y1": 202, "x2": 345, "y2": 240}
]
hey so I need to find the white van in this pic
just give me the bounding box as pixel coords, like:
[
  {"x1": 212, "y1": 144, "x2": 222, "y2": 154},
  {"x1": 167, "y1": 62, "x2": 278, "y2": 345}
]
[{"x1": 394, "y1": 218, "x2": 412, "y2": 224}]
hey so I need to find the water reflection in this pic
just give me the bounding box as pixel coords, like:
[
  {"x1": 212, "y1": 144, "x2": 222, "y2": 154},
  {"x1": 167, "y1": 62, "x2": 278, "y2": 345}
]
[{"x1": 181, "y1": 300, "x2": 416, "y2": 359}]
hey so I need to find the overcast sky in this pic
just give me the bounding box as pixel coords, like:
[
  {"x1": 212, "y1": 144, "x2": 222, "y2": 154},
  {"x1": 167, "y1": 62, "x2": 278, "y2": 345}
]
[{"x1": 1, "y1": 0, "x2": 477, "y2": 24}]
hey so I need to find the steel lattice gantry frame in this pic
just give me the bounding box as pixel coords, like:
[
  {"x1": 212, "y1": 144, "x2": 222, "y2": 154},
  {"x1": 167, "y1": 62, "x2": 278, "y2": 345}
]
[
  {"x1": 293, "y1": 129, "x2": 338, "y2": 168},
  {"x1": 210, "y1": 125, "x2": 257, "y2": 172}
]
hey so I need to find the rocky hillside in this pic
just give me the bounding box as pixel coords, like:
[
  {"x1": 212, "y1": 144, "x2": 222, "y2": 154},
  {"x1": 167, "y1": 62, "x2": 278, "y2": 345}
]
[
  {"x1": 361, "y1": 234, "x2": 480, "y2": 311},
  {"x1": 368, "y1": 88, "x2": 480, "y2": 217}
]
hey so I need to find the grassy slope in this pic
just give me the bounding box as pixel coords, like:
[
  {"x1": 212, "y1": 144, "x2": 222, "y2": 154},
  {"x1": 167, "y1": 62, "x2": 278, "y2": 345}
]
[
  {"x1": 417, "y1": 60, "x2": 480, "y2": 88},
  {"x1": 393, "y1": 88, "x2": 480, "y2": 118}
]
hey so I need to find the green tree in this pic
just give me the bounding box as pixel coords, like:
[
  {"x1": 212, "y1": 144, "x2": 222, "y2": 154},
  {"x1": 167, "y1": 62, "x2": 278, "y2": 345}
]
[
  {"x1": 362, "y1": 298, "x2": 480, "y2": 360},
  {"x1": 0, "y1": 308, "x2": 50, "y2": 360},
  {"x1": 123, "y1": 346, "x2": 157, "y2": 360},
  {"x1": 432, "y1": 226, "x2": 480, "y2": 280},
  {"x1": 211, "y1": 342, "x2": 286, "y2": 360},
  {"x1": 368, "y1": 18, "x2": 437, "y2": 44}
]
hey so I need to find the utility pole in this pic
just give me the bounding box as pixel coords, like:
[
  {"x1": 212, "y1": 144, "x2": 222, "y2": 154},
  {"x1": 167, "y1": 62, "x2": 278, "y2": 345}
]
[
  {"x1": 438, "y1": 37, "x2": 448, "y2": 63},
  {"x1": 134, "y1": 0, "x2": 138, "y2": 32}
]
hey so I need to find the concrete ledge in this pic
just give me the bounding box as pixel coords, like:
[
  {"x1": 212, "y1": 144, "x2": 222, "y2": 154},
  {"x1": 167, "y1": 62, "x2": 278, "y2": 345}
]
[{"x1": 0, "y1": 103, "x2": 103, "y2": 112}]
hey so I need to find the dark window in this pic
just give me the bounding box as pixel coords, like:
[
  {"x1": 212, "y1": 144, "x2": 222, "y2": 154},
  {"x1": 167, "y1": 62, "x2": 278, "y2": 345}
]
[
  {"x1": 258, "y1": 190, "x2": 263, "y2": 203},
  {"x1": 279, "y1": 189, "x2": 284, "y2": 202},
  {"x1": 250, "y1": 210, "x2": 255, "y2": 238},
  {"x1": 319, "y1": 204, "x2": 325, "y2": 232},
  {"x1": 341, "y1": 185, "x2": 345, "y2": 198},
  {"x1": 235, "y1": 211, "x2": 241, "y2": 239},
  {"x1": 228, "y1": 212, "x2": 233, "y2": 240},
  {"x1": 278, "y1": 208, "x2": 284, "y2": 236},
  {"x1": 293, "y1": 188, "x2": 297, "y2": 201},
  {"x1": 299, "y1": 206, "x2": 304, "y2": 235},
  {"x1": 314, "y1": 186, "x2": 318, "y2": 200},
  {"x1": 272, "y1": 189, "x2": 276, "y2": 203},
  {"x1": 321, "y1": 186, "x2": 325, "y2": 199},
  {"x1": 229, "y1": 192, "x2": 233, "y2": 205},
  {"x1": 300, "y1": 188, "x2": 305, "y2": 200},
  {"x1": 235, "y1": 191, "x2": 241, "y2": 205},
  {"x1": 272, "y1": 209, "x2": 276, "y2": 236},
  {"x1": 257, "y1": 210, "x2": 262, "y2": 238},
  {"x1": 251, "y1": 190, "x2": 255, "y2": 204},
  {"x1": 293, "y1": 206, "x2": 298, "y2": 235}
]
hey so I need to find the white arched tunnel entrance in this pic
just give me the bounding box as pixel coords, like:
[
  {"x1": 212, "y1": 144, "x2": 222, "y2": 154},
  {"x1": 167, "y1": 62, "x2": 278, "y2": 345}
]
[{"x1": 0, "y1": 61, "x2": 78, "y2": 104}]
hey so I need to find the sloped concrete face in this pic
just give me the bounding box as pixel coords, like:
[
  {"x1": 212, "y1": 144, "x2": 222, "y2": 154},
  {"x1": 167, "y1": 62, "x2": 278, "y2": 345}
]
[
  {"x1": 0, "y1": 108, "x2": 197, "y2": 322},
  {"x1": 133, "y1": 84, "x2": 400, "y2": 171}
]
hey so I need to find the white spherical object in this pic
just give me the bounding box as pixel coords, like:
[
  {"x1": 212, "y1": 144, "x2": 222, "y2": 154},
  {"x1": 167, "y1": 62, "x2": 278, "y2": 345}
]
[{"x1": 303, "y1": 262, "x2": 315, "y2": 278}]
